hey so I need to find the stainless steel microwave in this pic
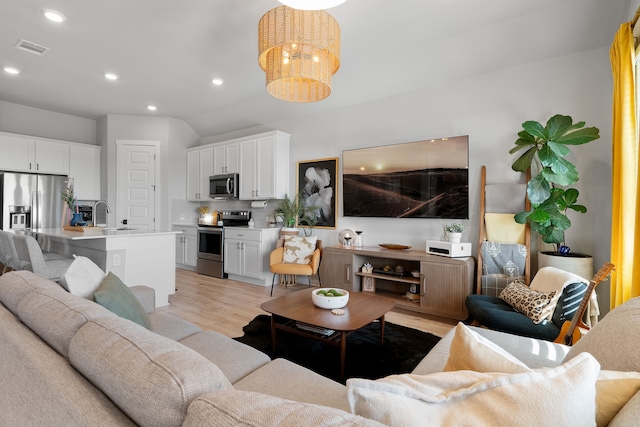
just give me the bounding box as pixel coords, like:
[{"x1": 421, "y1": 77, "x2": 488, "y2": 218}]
[{"x1": 209, "y1": 173, "x2": 239, "y2": 199}]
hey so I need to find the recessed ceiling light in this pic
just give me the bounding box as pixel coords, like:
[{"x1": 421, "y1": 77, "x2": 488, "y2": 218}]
[
  {"x1": 42, "y1": 9, "x2": 66, "y2": 23},
  {"x1": 104, "y1": 72, "x2": 118, "y2": 80},
  {"x1": 147, "y1": 105, "x2": 157, "y2": 111},
  {"x1": 3, "y1": 67, "x2": 20, "y2": 75},
  {"x1": 212, "y1": 78, "x2": 224, "y2": 86}
]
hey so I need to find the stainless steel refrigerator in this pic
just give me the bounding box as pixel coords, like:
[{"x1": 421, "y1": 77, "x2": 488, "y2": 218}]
[{"x1": 0, "y1": 172, "x2": 70, "y2": 231}]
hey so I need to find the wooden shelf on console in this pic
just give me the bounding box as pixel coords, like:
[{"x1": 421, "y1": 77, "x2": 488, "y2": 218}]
[{"x1": 319, "y1": 245, "x2": 475, "y2": 320}]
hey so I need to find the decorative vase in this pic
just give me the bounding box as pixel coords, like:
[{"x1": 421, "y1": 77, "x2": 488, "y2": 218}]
[
  {"x1": 70, "y1": 212, "x2": 83, "y2": 226},
  {"x1": 446, "y1": 232, "x2": 462, "y2": 243}
]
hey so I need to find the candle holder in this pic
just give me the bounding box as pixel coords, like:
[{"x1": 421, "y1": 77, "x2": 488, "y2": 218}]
[{"x1": 343, "y1": 236, "x2": 353, "y2": 248}]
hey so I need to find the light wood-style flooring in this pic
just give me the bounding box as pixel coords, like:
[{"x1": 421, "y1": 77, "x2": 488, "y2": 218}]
[{"x1": 158, "y1": 269, "x2": 457, "y2": 339}]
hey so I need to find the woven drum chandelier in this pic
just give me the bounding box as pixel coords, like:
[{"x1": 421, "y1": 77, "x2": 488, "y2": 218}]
[
  {"x1": 277, "y1": 0, "x2": 348, "y2": 10},
  {"x1": 258, "y1": 6, "x2": 340, "y2": 102}
]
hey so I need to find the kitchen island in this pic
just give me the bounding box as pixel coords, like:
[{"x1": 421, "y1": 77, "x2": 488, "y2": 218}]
[{"x1": 31, "y1": 228, "x2": 180, "y2": 307}]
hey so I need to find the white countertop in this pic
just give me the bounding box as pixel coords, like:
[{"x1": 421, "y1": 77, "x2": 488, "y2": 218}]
[{"x1": 31, "y1": 228, "x2": 181, "y2": 240}]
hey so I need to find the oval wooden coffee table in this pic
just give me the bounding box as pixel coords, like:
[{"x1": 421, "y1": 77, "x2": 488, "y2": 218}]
[{"x1": 260, "y1": 288, "x2": 396, "y2": 378}]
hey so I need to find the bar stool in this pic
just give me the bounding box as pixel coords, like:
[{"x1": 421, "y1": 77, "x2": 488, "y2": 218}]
[{"x1": 12, "y1": 234, "x2": 74, "y2": 282}]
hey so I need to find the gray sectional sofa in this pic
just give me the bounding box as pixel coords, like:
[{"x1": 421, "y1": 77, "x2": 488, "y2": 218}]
[{"x1": 1, "y1": 270, "x2": 639, "y2": 426}]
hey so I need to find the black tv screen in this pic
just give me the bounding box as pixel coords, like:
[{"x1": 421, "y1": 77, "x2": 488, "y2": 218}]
[{"x1": 342, "y1": 136, "x2": 469, "y2": 219}]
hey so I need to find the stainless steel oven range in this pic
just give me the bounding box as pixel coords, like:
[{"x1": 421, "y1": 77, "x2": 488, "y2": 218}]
[{"x1": 196, "y1": 210, "x2": 251, "y2": 278}]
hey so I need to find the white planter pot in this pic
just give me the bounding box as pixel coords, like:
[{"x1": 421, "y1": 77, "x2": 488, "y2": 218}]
[
  {"x1": 446, "y1": 232, "x2": 462, "y2": 243},
  {"x1": 280, "y1": 227, "x2": 299, "y2": 239},
  {"x1": 537, "y1": 251, "x2": 593, "y2": 281}
]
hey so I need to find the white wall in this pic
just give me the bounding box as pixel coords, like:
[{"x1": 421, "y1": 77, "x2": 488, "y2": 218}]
[
  {"x1": 200, "y1": 46, "x2": 614, "y2": 310},
  {"x1": 98, "y1": 114, "x2": 199, "y2": 230},
  {"x1": 0, "y1": 100, "x2": 96, "y2": 144}
]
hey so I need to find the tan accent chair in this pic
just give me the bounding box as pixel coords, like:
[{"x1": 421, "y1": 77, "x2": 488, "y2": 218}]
[{"x1": 270, "y1": 238, "x2": 322, "y2": 296}]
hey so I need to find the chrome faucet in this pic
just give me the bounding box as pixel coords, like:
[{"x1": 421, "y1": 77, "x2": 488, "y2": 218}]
[
  {"x1": 94, "y1": 200, "x2": 111, "y2": 213},
  {"x1": 93, "y1": 200, "x2": 111, "y2": 227}
]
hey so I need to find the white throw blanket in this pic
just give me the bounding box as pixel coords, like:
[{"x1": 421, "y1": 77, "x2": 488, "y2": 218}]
[{"x1": 530, "y1": 266, "x2": 599, "y2": 326}]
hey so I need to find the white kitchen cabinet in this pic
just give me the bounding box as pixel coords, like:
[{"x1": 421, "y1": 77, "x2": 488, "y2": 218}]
[
  {"x1": 174, "y1": 225, "x2": 198, "y2": 269},
  {"x1": 224, "y1": 227, "x2": 280, "y2": 286},
  {"x1": 213, "y1": 142, "x2": 239, "y2": 175},
  {"x1": 238, "y1": 131, "x2": 290, "y2": 200},
  {"x1": 69, "y1": 143, "x2": 101, "y2": 201},
  {"x1": 0, "y1": 133, "x2": 33, "y2": 171},
  {"x1": 35, "y1": 139, "x2": 69, "y2": 175},
  {"x1": 186, "y1": 146, "x2": 213, "y2": 201},
  {"x1": 0, "y1": 132, "x2": 69, "y2": 175}
]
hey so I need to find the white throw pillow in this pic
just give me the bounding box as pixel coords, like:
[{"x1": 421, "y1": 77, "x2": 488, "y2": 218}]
[
  {"x1": 444, "y1": 323, "x2": 530, "y2": 373},
  {"x1": 60, "y1": 255, "x2": 105, "y2": 299},
  {"x1": 282, "y1": 235, "x2": 317, "y2": 265},
  {"x1": 347, "y1": 352, "x2": 599, "y2": 427},
  {"x1": 445, "y1": 323, "x2": 640, "y2": 427}
]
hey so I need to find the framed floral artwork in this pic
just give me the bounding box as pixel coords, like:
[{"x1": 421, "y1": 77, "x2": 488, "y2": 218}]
[{"x1": 297, "y1": 157, "x2": 338, "y2": 229}]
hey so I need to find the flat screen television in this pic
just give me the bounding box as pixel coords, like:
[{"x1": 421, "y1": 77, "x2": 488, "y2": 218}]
[{"x1": 342, "y1": 136, "x2": 469, "y2": 219}]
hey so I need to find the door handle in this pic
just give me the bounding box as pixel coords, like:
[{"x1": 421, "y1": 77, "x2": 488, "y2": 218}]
[{"x1": 421, "y1": 276, "x2": 426, "y2": 296}]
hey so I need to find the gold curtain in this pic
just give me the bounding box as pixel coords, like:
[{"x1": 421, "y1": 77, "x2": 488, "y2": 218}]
[{"x1": 610, "y1": 22, "x2": 640, "y2": 307}]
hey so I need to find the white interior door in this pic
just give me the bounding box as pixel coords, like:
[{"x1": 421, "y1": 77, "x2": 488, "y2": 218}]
[{"x1": 117, "y1": 142, "x2": 158, "y2": 231}]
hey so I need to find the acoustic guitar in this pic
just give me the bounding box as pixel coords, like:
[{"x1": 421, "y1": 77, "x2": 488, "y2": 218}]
[{"x1": 554, "y1": 262, "x2": 614, "y2": 346}]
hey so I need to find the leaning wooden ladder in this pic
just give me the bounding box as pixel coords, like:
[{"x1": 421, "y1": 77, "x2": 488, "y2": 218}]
[{"x1": 476, "y1": 165, "x2": 531, "y2": 294}]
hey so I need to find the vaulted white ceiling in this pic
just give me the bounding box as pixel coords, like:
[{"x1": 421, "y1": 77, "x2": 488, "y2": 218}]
[{"x1": 0, "y1": 0, "x2": 628, "y2": 137}]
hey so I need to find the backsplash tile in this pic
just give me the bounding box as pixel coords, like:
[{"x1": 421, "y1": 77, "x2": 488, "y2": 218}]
[{"x1": 172, "y1": 199, "x2": 280, "y2": 228}]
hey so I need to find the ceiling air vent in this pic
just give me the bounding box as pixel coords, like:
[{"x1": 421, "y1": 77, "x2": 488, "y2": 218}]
[{"x1": 15, "y1": 39, "x2": 50, "y2": 56}]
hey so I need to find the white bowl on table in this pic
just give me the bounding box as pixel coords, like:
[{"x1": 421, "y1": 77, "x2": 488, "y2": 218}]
[{"x1": 311, "y1": 288, "x2": 350, "y2": 309}]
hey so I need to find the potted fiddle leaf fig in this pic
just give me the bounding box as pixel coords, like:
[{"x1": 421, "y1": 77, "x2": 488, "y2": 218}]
[{"x1": 509, "y1": 114, "x2": 599, "y2": 274}]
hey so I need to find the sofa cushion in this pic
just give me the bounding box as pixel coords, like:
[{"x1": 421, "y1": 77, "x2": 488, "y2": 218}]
[
  {"x1": 68, "y1": 316, "x2": 233, "y2": 427},
  {"x1": 149, "y1": 311, "x2": 202, "y2": 341},
  {"x1": 565, "y1": 296, "x2": 640, "y2": 372},
  {"x1": 445, "y1": 323, "x2": 640, "y2": 427},
  {"x1": 234, "y1": 358, "x2": 349, "y2": 412},
  {"x1": 93, "y1": 272, "x2": 151, "y2": 329},
  {"x1": 282, "y1": 235, "x2": 317, "y2": 264},
  {"x1": 499, "y1": 280, "x2": 557, "y2": 324},
  {"x1": 0, "y1": 303, "x2": 137, "y2": 426},
  {"x1": 184, "y1": 390, "x2": 384, "y2": 427},
  {"x1": 347, "y1": 352, "x2": 599, "y2": 427},
  {"x1": 610, "y1": 388, "x2": 640, "y2": 427},
  {"x1": 16, "y1": 285, "x2": 114, "y2": 357},
  {"x1": 413, "y1": 325, "x2": 569, "y2": 376},
  {"x1": 0, "y1": 270, "x2": 61, "y2": 315},
  {"x1": 60, "y1": 255, "x2": 105, "y2": 299},
  {"x1": 180, "y1": 330, "x2": 270, "y2": 383}
]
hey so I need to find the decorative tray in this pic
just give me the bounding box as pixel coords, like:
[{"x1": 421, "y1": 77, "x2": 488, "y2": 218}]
[
  {"x1": 63, "y1": 225, "x2": 103, "y2": 232},
  {"x1": 379, "y1": 243, "x2": 411, "y2": 250}
]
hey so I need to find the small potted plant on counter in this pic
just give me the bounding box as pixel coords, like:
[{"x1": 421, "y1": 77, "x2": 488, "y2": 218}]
[{"x1": 60, "y1": 184, "x2": 82, "y2": 226}]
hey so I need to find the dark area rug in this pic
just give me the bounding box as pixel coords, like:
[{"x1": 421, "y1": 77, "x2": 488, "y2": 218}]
[{"x1": 234, "y1": 314, "x2": 440, "y2": 384}]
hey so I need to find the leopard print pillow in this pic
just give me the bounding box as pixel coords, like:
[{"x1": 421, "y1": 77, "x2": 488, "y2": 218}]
[
  {"x1": 499, "y1": 280, "x2": 557, "y2": 324},
  {"x1": 282, "y1": 235, "x2": 317, "y2": 265}
]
